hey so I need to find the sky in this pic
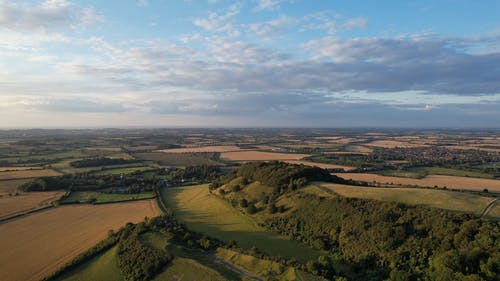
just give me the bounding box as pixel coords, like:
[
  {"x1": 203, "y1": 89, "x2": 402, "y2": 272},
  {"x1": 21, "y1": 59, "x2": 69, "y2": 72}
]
[{"x1": 1, "y1": 0, "x2": 500, "y2": 128}]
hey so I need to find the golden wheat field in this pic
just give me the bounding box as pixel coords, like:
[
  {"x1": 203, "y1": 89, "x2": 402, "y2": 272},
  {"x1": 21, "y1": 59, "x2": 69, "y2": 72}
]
[
  {"x1": 0, "y1": 200, "x2": 161, "y2": 281},
  {"x1": 0, "y1": 191, "x2": 64, "y2": 220},
  {"x1": 284, "y1": 160, "x2": 356, "y2": 171},
  {"x1": 335, "y1": 173, "x2": 500, "y2": 192},
  {"x1": 0, "y1": 169, "x2": 62, "y2": 181},
  {"x1": 156, "y1": 145, "x2": 243, "y2": 153}
]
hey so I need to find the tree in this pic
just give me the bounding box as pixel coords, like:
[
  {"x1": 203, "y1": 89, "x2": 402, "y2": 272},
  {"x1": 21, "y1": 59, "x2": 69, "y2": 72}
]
[
  {"x1": 246, "y1": 204, "x2": 257, "y2": 214},
  {"x1": 268, "y1": 203, "x2": 277, "y2": 214},
  {"x1": 240, "y1": 198, "x2": 248, "y2": 208}
]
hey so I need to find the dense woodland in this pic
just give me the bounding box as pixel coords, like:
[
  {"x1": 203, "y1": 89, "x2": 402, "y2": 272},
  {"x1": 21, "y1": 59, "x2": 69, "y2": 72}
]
[{"x1": 69, "y1": 157, "x2": 139, "y2": 168}]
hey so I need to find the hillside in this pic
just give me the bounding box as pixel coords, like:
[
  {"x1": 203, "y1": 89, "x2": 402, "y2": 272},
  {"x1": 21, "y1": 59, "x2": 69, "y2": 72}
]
[{"x1": 208, "y1": 162, "x2": 500, "y2": 280}]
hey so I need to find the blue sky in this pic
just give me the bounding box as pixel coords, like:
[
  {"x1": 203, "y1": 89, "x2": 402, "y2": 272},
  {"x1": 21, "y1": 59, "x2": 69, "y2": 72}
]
[{"x1": 0, "y1": 0, "x2": 499, "y2": 127}]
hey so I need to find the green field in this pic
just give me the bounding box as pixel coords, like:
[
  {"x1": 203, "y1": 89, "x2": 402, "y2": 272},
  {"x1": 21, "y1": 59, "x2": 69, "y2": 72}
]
[
  {"x1": 91, "y1": 166, "x2": 154, "y2": 176},
  {"x1": 61, "y1": 191, "x2": 155, "y2": 204},
  {"x1": 54, "y1": 246, "x2": 122, "y2": 281},
  {"x1": 312, "y1": 183, "x2": 497, "y2": 217},
  {"x1": 160, "y1": 184, "x2": 320, "y2": 262},
  {"x1": 140, "y1": 232, "x2": 242, "y2": 281},
  {"x1": 376, "y1": 166, "x2": 495, "y2": 179},
  {"x1": 132, "y1": 152, "x2": 220, "y2": 167}
]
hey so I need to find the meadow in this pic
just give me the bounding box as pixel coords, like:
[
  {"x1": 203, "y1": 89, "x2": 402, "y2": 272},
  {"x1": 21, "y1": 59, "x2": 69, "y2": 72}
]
[
  {"x1": 335, "y1": 173, "x2": 500, "y2": 192},
  {"x1": 132, "y1": 152, "x2": 220, "y2": 166},
  {"x1": 312, "y1": 183, "x2": 496, "y2": 216},
  {"x1": 0, "y1": 200, "x2": 161, "y2": 281},
  {"x1": 160, "y1": 184, "x2": 320, "y2": 262},
  {"x1": 61, "y1": 191, "x2": 155, "y2": 204}
]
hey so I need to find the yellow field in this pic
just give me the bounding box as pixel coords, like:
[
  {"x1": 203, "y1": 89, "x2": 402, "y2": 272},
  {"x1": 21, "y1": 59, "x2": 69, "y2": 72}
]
[
  {"x1": 0, "y1": 179, "x2": 31, "y2": 195},
  {"x1": 284, "y1": 160, "x2": 356, "y2": 171},
  {"x1": 156, "y1": 145, "x2": 242, "y2": 153},
  {"x1": 0, "y1": 169, "x2": 62, "y2": 180},
  {"x1": 365, "y1": 140, "x2": 426, "y2": 148},
  {"x1": 0, "y1": 167, "x2": 41, "y2": 172},
  {"x1": 335, "y1": 173, "x2": 500, "y2": 192},
  {"x1": 0, "y1": 200, "x2": 161, "y2": 281},
  {"x1": 0, "y1": 191, "x2": 64, "y2": 220},
  {"x1": 313, "y1": 183, "x2": 495, "y2": 216},
  {"x1": 221, "y1": 151, "x2": 309, "y2": 161}
]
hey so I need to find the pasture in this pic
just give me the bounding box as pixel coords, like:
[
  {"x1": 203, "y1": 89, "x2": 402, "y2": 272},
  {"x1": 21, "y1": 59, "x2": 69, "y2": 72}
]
[
  {"x1": 53, "y1": 246, "x2": 122, "y2": 281},
  {"x1": 0, "y1": 200, "x2": 161, "y2": 281},
  {"x1": 160, "y1": 184, "x2": 320, "y2": 262},
  {"x1": 313, "y1": 183, "x2": 496, "y2": 216},
  {"x1": 91, "y1": 166, "x2": 154, "y2": 176},
  {"x1": 221, "y1": 151, "x2": 310, "y2": 161},
  {"x1": 335, "y1": 173, "x2": 500, "y2": 192},
  {"x1": 0, "y1": 179, "x2": 31, "y2": 195},
  {"x1": 61, "y1": 191, "x2": 155, "y2": 204}
]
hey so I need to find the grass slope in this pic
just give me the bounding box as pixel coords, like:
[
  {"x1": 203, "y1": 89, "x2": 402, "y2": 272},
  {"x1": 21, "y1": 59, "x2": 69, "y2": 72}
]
[
  {"x1": 161, "y1": 184, "x2": 320, "y2": 262},
  {"x1": 313, "y1": 183, "x2": 496, "y2": 217},
  {"x1": 54, "y1": 246, "x2": 122, "y2": 281}
]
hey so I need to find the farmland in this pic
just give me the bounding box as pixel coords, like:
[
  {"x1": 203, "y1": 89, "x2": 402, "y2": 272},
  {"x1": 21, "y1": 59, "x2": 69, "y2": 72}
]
[
  {"x1": 156, "y1": 145, "x2": 242, "y2": 153},
  {"x1": 0, "y1": 169, "x2": 61, "y2": 180},
  {"x1": 335, "y1": 173, "x2": 500, "y2": 192},
  {"x1": 160, "y1": 184, "x2": 320, "y2": 262},
  {"x1": 0, "y1": 191, "x2": 64, "y2": 220},
  {"x1": 221, "y1": 150, "x2": 310, "y2": 161},
  {"x1": 0, "y1": 200, "x2": 161, "y2": 281}
]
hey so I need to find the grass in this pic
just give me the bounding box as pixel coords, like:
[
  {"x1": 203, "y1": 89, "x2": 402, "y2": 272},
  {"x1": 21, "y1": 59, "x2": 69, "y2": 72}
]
[
  {"x1": 215, "y1": 248, "x2": 325, "y2": 281},
  {"x1": 53, "y1": 246, "x2": 122, "y2": 281},
  {"x1": 140, "y1": 232, "x2": 242, "y2": 281},
  {"x1": 160, "y1": 184, "x2": 320, "y2": 262},
  {"x1": 61, "y1": 191, "x2": 155, "y2": 204},
  {"x1": 376, "y1": 166, "x2": 495, "y2": 179},
  {"x1": 132, "y1": 152, "x2": 220, "y2": 166},
  {"x1": 312, "y1": 183, "x2": 497, "y2": 217},
  {"x1": 91, "y1": 166, "x2": 154, "y2": 176}
]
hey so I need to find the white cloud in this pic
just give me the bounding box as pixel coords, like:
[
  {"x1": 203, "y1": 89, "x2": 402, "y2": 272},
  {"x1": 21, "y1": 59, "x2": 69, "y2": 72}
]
[
  {"x1": 193, "y1": 3, "x2": 241, "y2": 35},
  {"x1": 254, "y1": 0, "x2": 290, "y2": 11},
  {"x1": 0, "y1": 0, "x2": 103, "y2": 31}
]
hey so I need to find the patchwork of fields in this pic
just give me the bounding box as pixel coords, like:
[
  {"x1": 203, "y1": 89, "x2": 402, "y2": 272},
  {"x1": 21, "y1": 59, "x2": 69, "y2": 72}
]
[{"x1": 0, "y1": 200, "x2": 161, "y2": 281}]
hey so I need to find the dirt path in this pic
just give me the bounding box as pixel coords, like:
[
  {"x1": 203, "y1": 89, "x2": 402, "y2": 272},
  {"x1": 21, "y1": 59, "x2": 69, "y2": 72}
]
[{"x1": 482, "y1": 197, "x2": 499, "y2": 218}]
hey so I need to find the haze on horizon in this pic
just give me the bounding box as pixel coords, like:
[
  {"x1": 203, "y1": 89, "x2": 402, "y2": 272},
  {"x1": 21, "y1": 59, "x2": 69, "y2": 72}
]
[{"x1": 1, "y1": 0, "x2": 499, "y2": 128}]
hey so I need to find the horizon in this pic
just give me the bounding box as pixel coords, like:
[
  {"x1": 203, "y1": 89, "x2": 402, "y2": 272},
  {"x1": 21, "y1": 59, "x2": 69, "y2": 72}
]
[{"x1": 1, "y1": 0, "x2": 500, "y2": 127}]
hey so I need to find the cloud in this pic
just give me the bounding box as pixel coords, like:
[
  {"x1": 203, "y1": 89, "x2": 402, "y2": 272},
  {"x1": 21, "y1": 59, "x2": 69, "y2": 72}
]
[
  {"x1": 247, "y1": 15, "x2": 298, "y2": 39},
  {"x1": 0, "y1": 0, "x2": 103, "y2": 31},
  {"x1": 254, "y1": 0, "x2": 290, "y2": 11},
  {"x1": 193, "y1": 3, "x2": 241, "y2": 35}
]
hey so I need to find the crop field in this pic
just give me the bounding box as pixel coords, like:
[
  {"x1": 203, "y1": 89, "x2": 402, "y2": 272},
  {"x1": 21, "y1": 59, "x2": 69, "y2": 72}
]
[
  {"x1": 284, "y1": 160, "x2": 356, "y2": 171},
  {"x1": 313, "y1": 183, "x2": 496, "y2": 216},
  {"x1": 0, "y1": 191, "x2": 64, "y2": 220},
  {"x1": 0, "y1": 200, "x2": 161, "y2": 281},
  {"x1": 221, "y1": 151, "x2": 310, "y2": 161},
  {"x1": 376, "y1": 166, "x2": 495, "y2": 179},
  {"x1": 0, "y1": 179, "x2": 31, "y2": 195},
  {"x1": 335, "y1": 173, "x2": 500, "y2": 192},
  {"x1": 53, "y1": 246, "x2": 122, "y2": 281},
  {"x1": 0, "y1": 166, "x2": 41, "y2": 172},
  {"x1": 132, "y1": 152, "x2": 220, "y2": 166},
  {"x1": 61, "y1": 191, "x2": 155, "y2": 204},
  {"x1": 160, "y1": 185, "x2": 320, "y2": 262},
  {"x1": 0, "y1": 169, "x2": 62, "y2": 180},
  {"x1": 364, "y1": 140, "x2": 426, "y2": 148},
  {"x1": 156, "y1": 145, "x2": 243, "y2": 153}
]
